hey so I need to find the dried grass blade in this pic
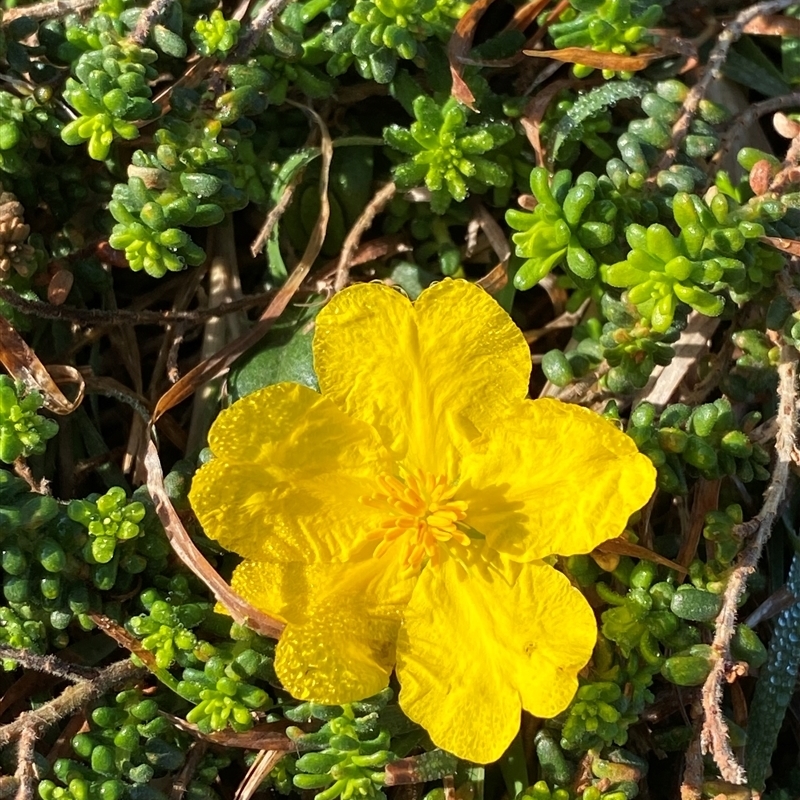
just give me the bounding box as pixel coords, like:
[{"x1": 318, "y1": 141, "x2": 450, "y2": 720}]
[
  {"x1": 471, "y1": 202, "x2": 510, "y2": 294},
  {"x1": 761, "y1": 234, "x2": 800, "y2": 256},
  {"x1": 676, "y1": 479, "x2": 721, "y2": 577},
  {"x1": 334, "y1": 181, "x2": 397, "y2": 292}
]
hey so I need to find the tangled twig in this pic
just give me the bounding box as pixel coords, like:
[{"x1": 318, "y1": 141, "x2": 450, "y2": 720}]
[
  {"x1": 2, "y1": 0, "x2": 98, "y2": 22},
  {"x1": 711, "y1": 91, "x2": 800, "y2": 173},
  {"x1": 334, "y1": 182, "x2": 398, "y2": 292},
  {"x1": 0, "y1": 646, "x2": 99, "y2": 682},
  {"x1": 235, "y1": 0, "x2": 295, "y2": 58},
  {"x1": 0, "y1": 660, "x2": 144, "y2": 750},
  {"x1": 129, "y1": 0, "x2": 173, "y2": 44},
  {"x1": 0, "y1": 287, "x2": 282, "y2": 328},
  {"x1": 14, "y1": 725, "x2": 37, "y2": 800},
  {"x1": 658, "y1": 0, "x2": 798, "y2": 172},
  {"x1": 699, "y1": 340, "x2": 799, "y2": 783}
]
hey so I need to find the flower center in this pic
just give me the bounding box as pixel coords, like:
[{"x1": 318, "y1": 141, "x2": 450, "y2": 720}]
[{"x1": 361, "y1": 469, "x2": 469, "y2": 571}]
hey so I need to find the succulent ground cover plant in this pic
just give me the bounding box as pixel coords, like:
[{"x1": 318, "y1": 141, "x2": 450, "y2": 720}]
[{"x1": 0, "y1": 0, "x2": 799, "y2": 798}]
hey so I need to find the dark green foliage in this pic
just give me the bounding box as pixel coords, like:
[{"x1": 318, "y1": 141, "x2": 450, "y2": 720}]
[
  {"x1": 288, "y1": 691, "x2": 396, "y2": 800},
  {"x1": 0, "y1": 377, "x2": 59, "y2": 463},
  {"x1": 626, "y1": 398, "x2": 770, "y2": 493},
  {"x1": 385, "y1": 96, "x2": 514, "y2": 213},
  {"x1": 0, "y1": 0, "x2": 797, "y2": 795},
  {"x1": 548, "y1": 0, "x2": 661, "y2": 79}
]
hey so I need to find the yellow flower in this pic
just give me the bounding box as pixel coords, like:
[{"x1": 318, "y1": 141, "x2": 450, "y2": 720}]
[{"x1": 189, "y1": 279, "x2": 656, "y2": 763}]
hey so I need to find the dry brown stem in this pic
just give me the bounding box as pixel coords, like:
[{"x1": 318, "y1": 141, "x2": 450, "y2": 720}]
[
  {"x1": 711, "y1": 91, "x2": 800, "y2": 173},
  {"x1": 658, "y1": 0, "x2": 798, "y2": 173},
  {"x1": 2, "y1": 0, "x2": 97, "y2": 22},
  {"x1": 14, "y1": 725, "x2": 37, "y2": 800},
  {"x1": 235, "y1": 0, "x2": 295, "y2": 58},
  {"x1": 334, "y1": 182, "x2": 397, "y2": 292},
  {"x1": 680, "y1": 720, "x2": 704, "y2": 800},
  {"x1": 170, "y1": 742, "x2": 208, "y2": 800},
  {"x1": 0, "y1": 286, "x2": 282, "y2": 327},
  {"x1": 555, "y1": 362, "x2": 610, "y2": 404},
  {"x1": 0, "y1": 660, "x2": 144, "y2": 751},
  {"x1": 700, "y1": 342, "x2": 799, "y2": 783},
  {"x1": 0, "y1": 646, "x2": 98, "y2": 682},
  {"x1": 128, "y1": 0, "x2": 172, "y2": 43}
]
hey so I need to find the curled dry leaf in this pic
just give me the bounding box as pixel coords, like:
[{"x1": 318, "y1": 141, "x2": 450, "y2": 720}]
[
  {"x1": 447, "y1": 0, "x2": 498, "y2": 110},
  {"x1": 520, "y1": 77, "x2": 579, "y2": 165},
  {"x1": 143, "y1": 104, "x2": 333, "y2": 646},
  {"x1": 0, "y1": 317, "x2": 84, "y2": 414},
  {"x1": 523, "y1": 46, "x2": 667, "y2": 71}
]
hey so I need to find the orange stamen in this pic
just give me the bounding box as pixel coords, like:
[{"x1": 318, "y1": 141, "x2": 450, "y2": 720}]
[{"x1": 361, "y1": 467, "x2": 470, "y2": 571}]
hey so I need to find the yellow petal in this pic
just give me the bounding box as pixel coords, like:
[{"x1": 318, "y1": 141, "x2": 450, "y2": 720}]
[
  {"x1": 231, "y1": 553, "x2": 416, "y2": 704},
  {"x1": 189, "y1": 382, "x2": 392, "y2": 562},
  {"x1": 396, "y1": 559, "x2": 596, "y2": 763},
  {"x1": 313, "y1": 279, "x2": 530, "y2": 477},
  {"x1": 458, "y1": 399, "x2": 656, "y2": 561},
  {"x1": 276, "y1": 609, "x2": 396, "y2": 705}
]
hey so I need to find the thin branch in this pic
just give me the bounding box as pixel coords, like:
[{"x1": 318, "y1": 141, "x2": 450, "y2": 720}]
[
  {"x1": 657, "y1": 0, "x2": 798, "y2": 172},
  {"x1": 679, "y1": 335, "x2": 735, "y2": 407},
  {"x1": 523, "y1": 299, "x2": 590, "y2": 344},
  {"x1": 712, "y1": 91, "x2": 800, "y2": 173},
  {"x1": 14, "y1": 726, "x2": 36, "y2": 800},
  {"x1": 2, "y1": 0, "x2": 97, "y2": 22},
  {"x1": 249, "y1": 167, "x2": 308, "y2": 258},
  {"x1": 700, "y1": 341, "x2": 799, "y2": 783},
  {"x1": 334, "y1": 182, "x2": 397, "y2": 292},
  {"x1": 235, "y1": 0, "x2": 294, "y2": 58},
  {"x1": 777, "y1": 267, "x2": 800, "y2": 310},
  {"x1": 0, "y1": 287, "x2": 283, "y2": 327},
  {"x1": 0, "y1": 646, "x2": 99, "y2": 682},
  {"x1": 129, "y1": 0, "x2": 173, "y2": 44},
  {"x1": 0, "y1": 660, "x2": 144, "y2": 750}
]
